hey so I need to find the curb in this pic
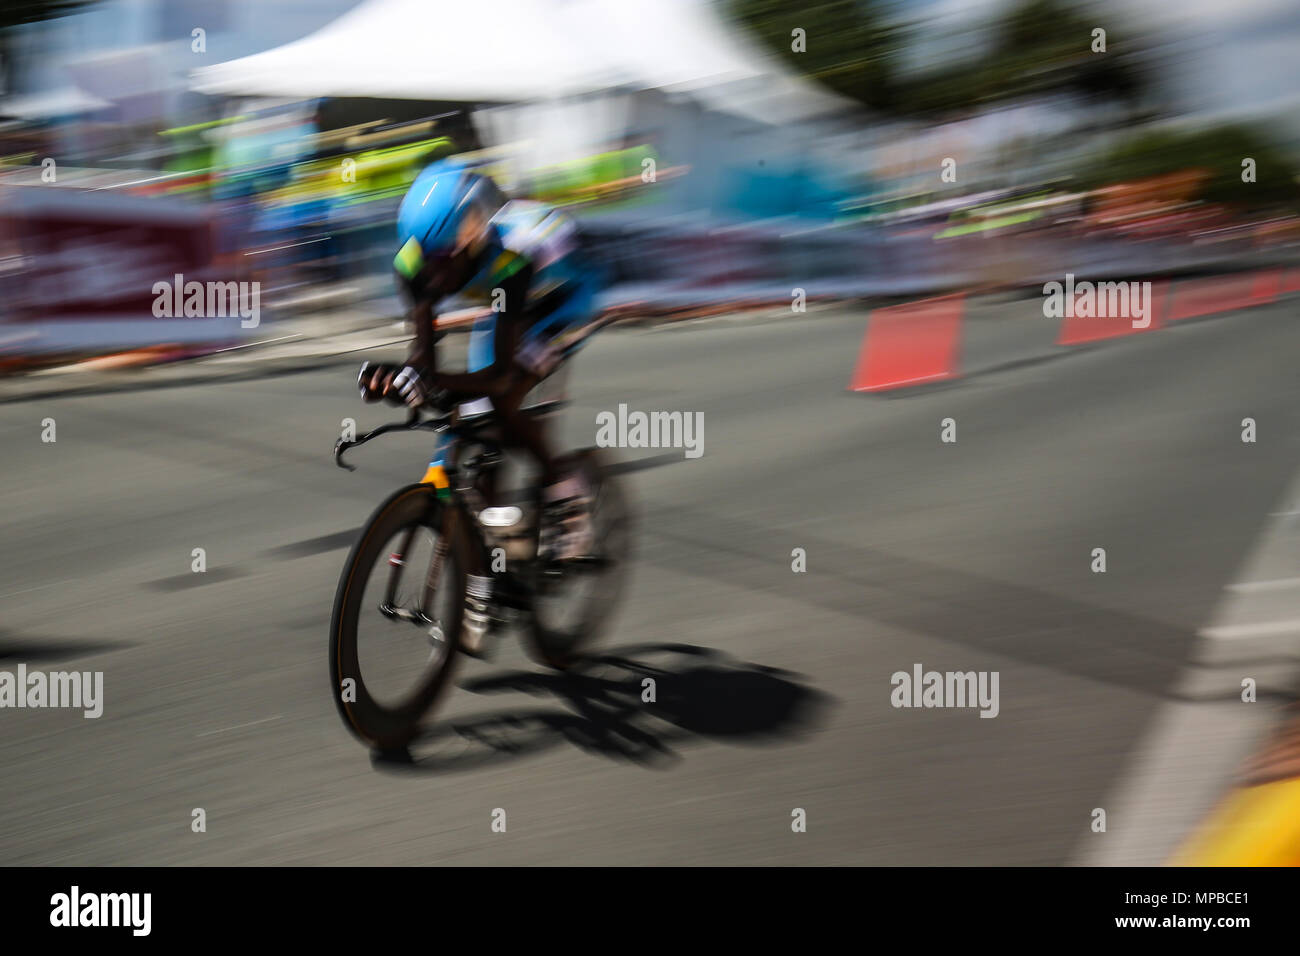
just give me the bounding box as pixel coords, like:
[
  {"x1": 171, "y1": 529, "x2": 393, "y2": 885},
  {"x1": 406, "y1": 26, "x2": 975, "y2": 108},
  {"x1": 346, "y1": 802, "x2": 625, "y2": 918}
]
[
  {"x1": 0, "y1": 299, "x2": 838, "y2": 405},
  {"x1": 1171, "y1": 704, "x2": 1300, "y2": 865}
]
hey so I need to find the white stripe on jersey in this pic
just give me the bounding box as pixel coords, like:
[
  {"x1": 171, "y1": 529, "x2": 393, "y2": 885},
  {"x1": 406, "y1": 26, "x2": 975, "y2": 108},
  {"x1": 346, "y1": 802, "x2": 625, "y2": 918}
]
[{"x1": 493, "y1": 201, "x2": 576, "y2": 271}]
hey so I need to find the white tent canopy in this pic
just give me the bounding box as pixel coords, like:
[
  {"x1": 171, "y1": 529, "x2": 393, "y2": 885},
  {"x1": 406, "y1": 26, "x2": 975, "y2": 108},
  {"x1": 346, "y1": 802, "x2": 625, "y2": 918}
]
[
  {"x1": 0, "y1": 87, "x2": 113, "y2": 119},
  {"x1": 190, "y1": 0, "x2": 850, "y2": 124}
]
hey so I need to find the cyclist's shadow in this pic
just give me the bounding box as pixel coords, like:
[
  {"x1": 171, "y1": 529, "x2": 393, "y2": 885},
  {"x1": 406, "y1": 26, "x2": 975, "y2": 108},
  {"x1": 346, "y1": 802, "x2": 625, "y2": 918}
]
[{"x1": 373, "y1": 643, "x2": 831, "y2": 773}]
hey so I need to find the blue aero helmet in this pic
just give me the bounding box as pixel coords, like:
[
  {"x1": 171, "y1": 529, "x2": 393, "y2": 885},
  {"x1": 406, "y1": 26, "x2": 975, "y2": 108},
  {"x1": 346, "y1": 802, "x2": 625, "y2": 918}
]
[{"x1": 394, "y1": 160, "x2": 495, "y2": 283}]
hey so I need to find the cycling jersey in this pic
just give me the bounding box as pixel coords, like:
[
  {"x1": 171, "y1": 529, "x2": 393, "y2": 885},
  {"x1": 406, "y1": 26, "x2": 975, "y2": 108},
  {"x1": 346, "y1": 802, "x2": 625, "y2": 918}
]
[{"x1": 453, "y1": 200, "x2": 604, "y2": 380}]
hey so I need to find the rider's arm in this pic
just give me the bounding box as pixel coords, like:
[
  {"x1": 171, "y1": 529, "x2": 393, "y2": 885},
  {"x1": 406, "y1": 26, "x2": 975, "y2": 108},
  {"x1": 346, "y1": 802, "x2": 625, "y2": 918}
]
[
  {"x1": 405, "y1": 296, "x2": 439, "y2": 371},
  {"x1": 360, "y1": 270, "x2": 442, "y2": 406},
  {"x1": 427, "y1": 263, "x2": 534, "y2": 402}
]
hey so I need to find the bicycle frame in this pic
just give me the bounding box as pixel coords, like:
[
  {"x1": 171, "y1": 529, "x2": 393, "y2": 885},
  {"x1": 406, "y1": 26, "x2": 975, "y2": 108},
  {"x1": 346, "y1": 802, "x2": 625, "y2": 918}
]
[
  {"x1": 334, "y1": 406, "x2": 552, "y2": 624},
  {"x1": 329, "y1": 395, "x2": 627, "y2": 736}
]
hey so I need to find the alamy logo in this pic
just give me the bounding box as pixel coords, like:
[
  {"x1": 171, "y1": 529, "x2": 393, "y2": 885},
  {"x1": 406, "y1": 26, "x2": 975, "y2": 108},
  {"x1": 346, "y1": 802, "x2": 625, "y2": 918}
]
[
  {"x1": 50, "y1": 886, "x2": 151, "y2": 936},
  {"x1": 595, "y1": 403, "x2": 703, "y2": 459},
  {"x1": 891, "y1": 663, "x2": 999, "y2": 718},
  {"x1": 0, "y1": 665, "x2": 103, "y2": 718},
  {"x1": 1042, "y1": 274, "x2": 1153, "y2": 328},
  {"x1": 152, "y1": 273, "x2": 260, "y2": 328}
]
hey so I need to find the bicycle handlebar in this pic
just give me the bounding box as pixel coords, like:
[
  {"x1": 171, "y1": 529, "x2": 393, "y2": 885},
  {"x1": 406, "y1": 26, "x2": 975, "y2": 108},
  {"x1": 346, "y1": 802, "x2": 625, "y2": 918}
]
[
  {"x1": 333, "y1": 406, "x2": 451, "y2": 471},
  {"x1": 333, "y1": 391, "x2": 567, "y2": 471}
]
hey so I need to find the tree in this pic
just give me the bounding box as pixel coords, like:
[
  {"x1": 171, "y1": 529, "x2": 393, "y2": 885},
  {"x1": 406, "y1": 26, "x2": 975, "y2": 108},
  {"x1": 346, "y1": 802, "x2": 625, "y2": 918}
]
[
  {"x1": 1091, "y1": 125, "x2": 1299, "y2": 210},
  {"x1": 729, "y1": 0, "x2": 908, "y2": 115},
  {"x1": 728, "y1": 0, "x2": 1156, "y2": 120}
]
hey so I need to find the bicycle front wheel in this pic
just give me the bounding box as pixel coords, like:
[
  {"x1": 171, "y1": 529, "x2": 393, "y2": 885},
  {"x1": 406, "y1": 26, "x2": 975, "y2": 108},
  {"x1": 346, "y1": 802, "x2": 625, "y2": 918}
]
[{"x1": 329, "y1": 485, "x2": 470, "y2": 751}]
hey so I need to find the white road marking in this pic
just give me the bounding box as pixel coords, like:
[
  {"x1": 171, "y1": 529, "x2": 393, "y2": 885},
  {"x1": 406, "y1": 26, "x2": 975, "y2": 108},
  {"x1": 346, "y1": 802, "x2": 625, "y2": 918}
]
[
  {"x1": 0, "y1": 580, "x2": 64, "y2": 600},
  {"x1": 1199, "y1": 618, "x2": 1300, "y2": 640},
  {"x1": 212, "y1": 333, "x2": 303, "y2": 354},
  {"x1": 196, "y1": 715, "x2": 282, "y2": 738},
  {"x1": 1226, "y1": 577, "x2": 1300, "y2": 593},
  {"x1": 1072, "y1": 468, "x2": 1300, "y2": 865}
]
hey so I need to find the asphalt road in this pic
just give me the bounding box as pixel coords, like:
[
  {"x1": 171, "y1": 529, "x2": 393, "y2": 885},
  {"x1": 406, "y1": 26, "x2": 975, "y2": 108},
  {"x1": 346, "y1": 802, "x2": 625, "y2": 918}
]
[{"x1": 2, "y1": 295, "x2": 1298, "y2": 864}]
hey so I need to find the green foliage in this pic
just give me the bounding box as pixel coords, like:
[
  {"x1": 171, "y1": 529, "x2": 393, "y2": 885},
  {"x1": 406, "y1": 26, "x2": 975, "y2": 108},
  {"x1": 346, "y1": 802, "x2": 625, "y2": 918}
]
[
  {"x1": 728, "y1": 0, "x2": 1151, "y2": 118},
  {"x1": 729, "y1": 0, "x2": 907, "y2": 114},
  {"x1": 1092, "y1": 125, "x2": 1300, "y2": 208}
]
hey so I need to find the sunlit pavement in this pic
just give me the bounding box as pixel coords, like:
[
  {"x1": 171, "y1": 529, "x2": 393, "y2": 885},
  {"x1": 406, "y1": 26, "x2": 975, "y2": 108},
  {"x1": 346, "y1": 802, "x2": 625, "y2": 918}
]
[{"x1": 1, "y1": 298, "x2": 1298, "y2": 864}]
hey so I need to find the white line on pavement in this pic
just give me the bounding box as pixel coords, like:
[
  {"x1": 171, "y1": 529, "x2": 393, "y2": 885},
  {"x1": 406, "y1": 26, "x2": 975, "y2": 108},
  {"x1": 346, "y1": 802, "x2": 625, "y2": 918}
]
[
  {"x1": 1199, "y1": 618, "x2": 1300, "y2": 640},
  {"x1": 1226, "y1": 577, "x2": 1300, "y2": 593},
  {"x1": 196, "y1": 715, "x2": 283, "y2": 738}
]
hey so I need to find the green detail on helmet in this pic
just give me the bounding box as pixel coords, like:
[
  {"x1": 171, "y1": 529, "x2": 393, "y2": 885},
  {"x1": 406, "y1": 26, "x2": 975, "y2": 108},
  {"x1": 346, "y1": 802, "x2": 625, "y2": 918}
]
[{"x1": 394, "y1": 236, "x2": 424, "y2": 279}]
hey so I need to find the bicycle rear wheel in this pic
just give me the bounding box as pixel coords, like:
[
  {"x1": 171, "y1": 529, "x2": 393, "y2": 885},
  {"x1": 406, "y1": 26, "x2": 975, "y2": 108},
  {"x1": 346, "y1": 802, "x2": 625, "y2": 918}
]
[
  {"x1": 329, "y1": 485, "x2": 470, "y2": 750},
  {"x1": 527, "y1": 449, "x2": 632, "y2": 669}
]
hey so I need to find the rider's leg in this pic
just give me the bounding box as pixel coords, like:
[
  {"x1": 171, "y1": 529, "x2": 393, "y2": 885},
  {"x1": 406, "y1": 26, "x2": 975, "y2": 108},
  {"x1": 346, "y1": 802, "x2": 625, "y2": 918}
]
[
  {"x1": 433, "y1": 315, "x2": 562, "y2": 499},
  {"x1": 492, "y1": 363, "x2": 593, "y2": 561},
  {"x1": 493, "y1": 368, "x2": 558, "y2": 484},
  {"x1": 512, "y1": 287, "x2": 605, "y2": 559},
  {"x1": 446, "y1": 300, "x2": 601, "y2": 559}
]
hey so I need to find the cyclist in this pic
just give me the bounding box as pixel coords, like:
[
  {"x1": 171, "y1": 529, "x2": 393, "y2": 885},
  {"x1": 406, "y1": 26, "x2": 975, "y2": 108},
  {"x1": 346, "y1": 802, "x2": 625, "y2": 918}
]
[{"x1": 359, "y1": 160, "x2": 604, "y2": 561}]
